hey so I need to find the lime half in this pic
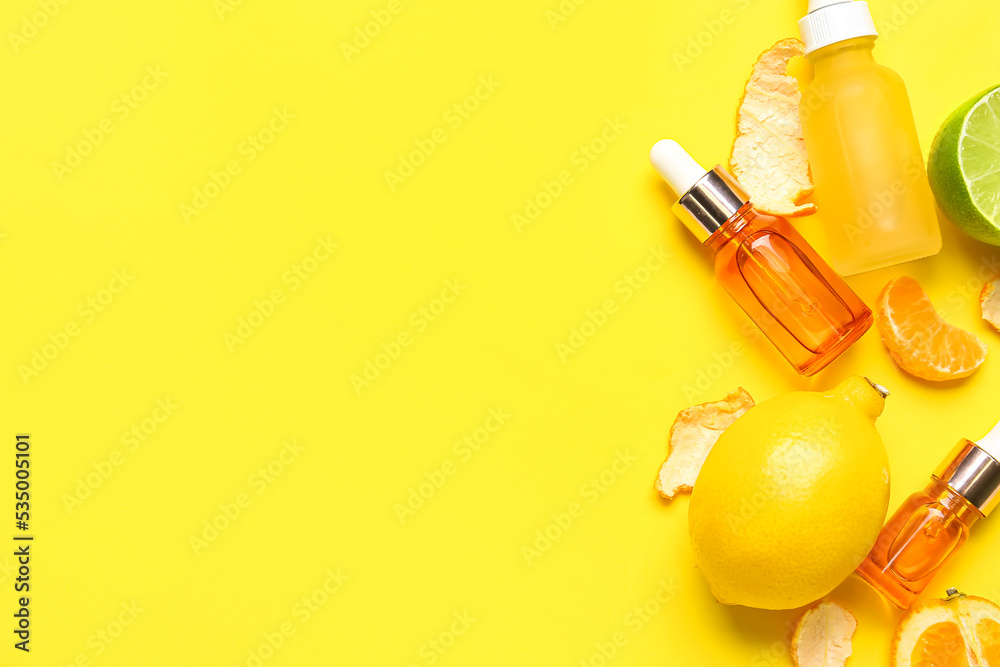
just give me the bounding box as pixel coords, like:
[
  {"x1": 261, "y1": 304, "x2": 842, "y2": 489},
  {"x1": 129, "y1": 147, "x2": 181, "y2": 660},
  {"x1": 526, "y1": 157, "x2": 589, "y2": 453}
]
[{"x1": 928, "y1": 85, "x2": 1000, "y2": 246}]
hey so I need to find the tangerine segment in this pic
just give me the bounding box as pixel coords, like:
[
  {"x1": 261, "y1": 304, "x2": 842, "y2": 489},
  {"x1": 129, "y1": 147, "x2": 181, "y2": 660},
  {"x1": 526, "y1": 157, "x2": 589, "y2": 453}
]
[
  {"x1": 876, "y1": 276, "x2": 987, "y2": 381},
  {"x1": 977, "y1": 618, "x2": 1000, "y2": 667},
  {"x1": 910, "y1": 622, "x2": 969, "y2": 667}
]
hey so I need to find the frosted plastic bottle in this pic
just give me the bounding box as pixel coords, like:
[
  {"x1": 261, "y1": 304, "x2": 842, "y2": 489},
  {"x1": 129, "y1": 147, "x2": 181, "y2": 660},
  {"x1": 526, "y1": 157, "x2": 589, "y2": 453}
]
[{"x1": 798, "y1": 1, "x2": 941, "y2": 276}]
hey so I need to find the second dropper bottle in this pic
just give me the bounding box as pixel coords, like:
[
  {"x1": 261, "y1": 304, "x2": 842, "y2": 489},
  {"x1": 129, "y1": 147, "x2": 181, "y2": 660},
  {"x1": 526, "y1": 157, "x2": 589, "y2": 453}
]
[{"x1": 650, "y1": 140, "x2": 872, "y2": 375}]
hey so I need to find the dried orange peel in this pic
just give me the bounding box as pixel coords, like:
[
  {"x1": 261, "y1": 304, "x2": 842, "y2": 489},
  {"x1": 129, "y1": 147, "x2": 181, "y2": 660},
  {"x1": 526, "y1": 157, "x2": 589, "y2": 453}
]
[
  {"x1": 791, "y1": 601, "x2": 857, "y2": 667},
  {"x1": 654, "y1": 388, "x2": 753, "y2": 499},
  {"x1": 982, "y1": 278, "x2": 1000, "y2": 333},
  {"x1": 730, "y1": 38, "x2": 816, "y2": 218},
  {"x1": 876, "y1": 276, "x2": 988, "y2": 381},
  {"x1": 891, "y1": 591, "x2": 1000, "y2": 667}
]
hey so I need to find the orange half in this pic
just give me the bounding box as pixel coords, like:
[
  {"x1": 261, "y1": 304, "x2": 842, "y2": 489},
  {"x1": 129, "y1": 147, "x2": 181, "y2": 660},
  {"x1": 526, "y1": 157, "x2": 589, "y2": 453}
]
[
  {"x1": 892, "y1": 594, "x2": 1000, "y2": 667},
  {"x1": 876, "y1": 276, "x2": 987, "y2": 381}
]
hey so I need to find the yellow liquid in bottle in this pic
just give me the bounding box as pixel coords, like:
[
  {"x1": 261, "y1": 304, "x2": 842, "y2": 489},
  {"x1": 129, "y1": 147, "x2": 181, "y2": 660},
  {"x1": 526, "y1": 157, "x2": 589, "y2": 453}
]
[{"x1": 800, "y1": 37, "x2": 941, "y2": 276}]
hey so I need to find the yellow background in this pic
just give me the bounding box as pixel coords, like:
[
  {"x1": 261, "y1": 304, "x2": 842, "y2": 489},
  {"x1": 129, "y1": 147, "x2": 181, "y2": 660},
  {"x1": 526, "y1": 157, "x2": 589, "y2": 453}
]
[{"x1": 2, "y1": 0, "x2": 999, "y2": 664}]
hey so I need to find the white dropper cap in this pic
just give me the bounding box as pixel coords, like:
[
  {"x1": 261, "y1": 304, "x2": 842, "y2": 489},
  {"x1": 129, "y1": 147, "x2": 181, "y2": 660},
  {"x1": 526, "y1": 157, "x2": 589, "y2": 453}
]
[
  {"x1": 648, "y1": 139, "x2": 751, "y2": 242},
  {"x1": 798, "y1": 0, "x2": 877, "y2": 55},
  {"x1": 649, "y1": 139, "x2": 706, "y2": 197},
  {"x1": 976, "y1": 418, "x2": 1000, "y2": 460}
]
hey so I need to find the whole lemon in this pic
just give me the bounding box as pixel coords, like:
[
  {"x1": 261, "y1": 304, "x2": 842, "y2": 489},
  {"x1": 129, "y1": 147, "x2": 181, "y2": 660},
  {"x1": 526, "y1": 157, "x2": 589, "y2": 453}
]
[{"x1": 688, "y1": 376, "x2": 890, "y2": 610}]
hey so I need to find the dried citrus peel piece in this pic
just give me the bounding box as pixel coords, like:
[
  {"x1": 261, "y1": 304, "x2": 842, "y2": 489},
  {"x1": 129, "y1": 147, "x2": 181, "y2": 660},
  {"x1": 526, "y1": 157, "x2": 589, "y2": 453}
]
[
  {"x1": 654, "y1": 388, "x2": 753, "y2": 499},
  {"x1": 730, "y1": 38, "x2": 816, "y2": 218},
  {"x1": 891, "y1": 592, "x2": 1000, "y2": 667},
  {"x1": 982, "y1": 278, "x2": 1000, "y2": 333},
  {"x1": 791, "y1": 601, "x2": 857, "y2": 667}
]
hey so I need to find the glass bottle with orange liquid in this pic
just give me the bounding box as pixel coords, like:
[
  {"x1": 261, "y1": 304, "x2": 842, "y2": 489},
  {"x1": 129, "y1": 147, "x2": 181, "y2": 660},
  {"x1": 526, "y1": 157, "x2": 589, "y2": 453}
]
[
  {"x1": 857, "y1": 419, "x2": 1000, "y2": 609},
  {"x1": 798, "y1": 0, "x2": 942, "y2": 276},
  {"x1": 649, "y1": 140, "x2": 872, "y2": 375}
]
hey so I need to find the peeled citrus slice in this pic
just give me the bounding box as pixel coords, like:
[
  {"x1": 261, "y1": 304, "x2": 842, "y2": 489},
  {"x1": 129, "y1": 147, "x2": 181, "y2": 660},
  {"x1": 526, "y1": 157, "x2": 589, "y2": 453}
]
[
  {"x1": 791, "y1": 601, "x2": 857, "y2": 667},
  {"x1": 654, "y1": 388, "x2": 753, "y2": 499},
  {"x1": 876, "y1": 276, "x2": 987, "y2": 381},
  {"x1": 982, "y1": 278, "x2": 1000, "y2": 333},
  {"x1": 892, "y1": 592, "x2": 1000, "y2": 667},
  {"x1": 730, "y1": 38, "x2": 816, "y2": 218}
]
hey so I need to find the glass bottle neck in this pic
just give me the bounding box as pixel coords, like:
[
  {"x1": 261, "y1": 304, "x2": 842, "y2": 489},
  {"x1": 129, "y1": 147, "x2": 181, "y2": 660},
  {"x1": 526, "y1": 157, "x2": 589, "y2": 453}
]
[
  {"x1": 925, "y1": 478, "x2": 983, "y2": 527},
  {"x1": 705, "y1": 204, "x2": 756, "y2": 253},
  {"x1": 808, "y1": 36, "x2": 877, "y2": 76}
]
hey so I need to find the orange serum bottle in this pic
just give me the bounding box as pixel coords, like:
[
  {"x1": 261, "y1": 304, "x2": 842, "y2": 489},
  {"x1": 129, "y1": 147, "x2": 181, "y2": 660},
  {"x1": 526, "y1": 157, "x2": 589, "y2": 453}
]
[
  {"x1": 649, "y1": 140, "x2": 872, "y2": 376},
  {"x1": 857, "y1": 419, "x2": 1000, "y2": 609}
]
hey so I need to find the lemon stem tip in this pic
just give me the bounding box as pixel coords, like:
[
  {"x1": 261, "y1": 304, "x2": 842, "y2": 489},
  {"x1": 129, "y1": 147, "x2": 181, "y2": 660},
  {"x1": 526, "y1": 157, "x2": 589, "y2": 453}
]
[{"x1": 864, "y1": 378, "x2": 890, "y2": 399}]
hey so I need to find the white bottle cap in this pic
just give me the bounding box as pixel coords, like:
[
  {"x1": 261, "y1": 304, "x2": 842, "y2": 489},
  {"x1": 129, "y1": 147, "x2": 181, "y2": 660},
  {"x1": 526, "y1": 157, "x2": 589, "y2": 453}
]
[
  {"x1": 649, "y1": 140, "x2": 706, "y2": 197},
  {"x1": 798, "y1": 0, "x2": 878, "y2": 55}
]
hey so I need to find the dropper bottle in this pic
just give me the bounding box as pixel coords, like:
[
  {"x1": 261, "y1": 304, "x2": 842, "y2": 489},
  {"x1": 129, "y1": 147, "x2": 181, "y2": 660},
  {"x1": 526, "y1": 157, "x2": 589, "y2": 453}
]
[
  {"x1": 857, "y1": 419, "x2": 1000, "y2": 609},
  {"x1": 649, "y1": 140, "x2": 872, "y2": 376}
]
